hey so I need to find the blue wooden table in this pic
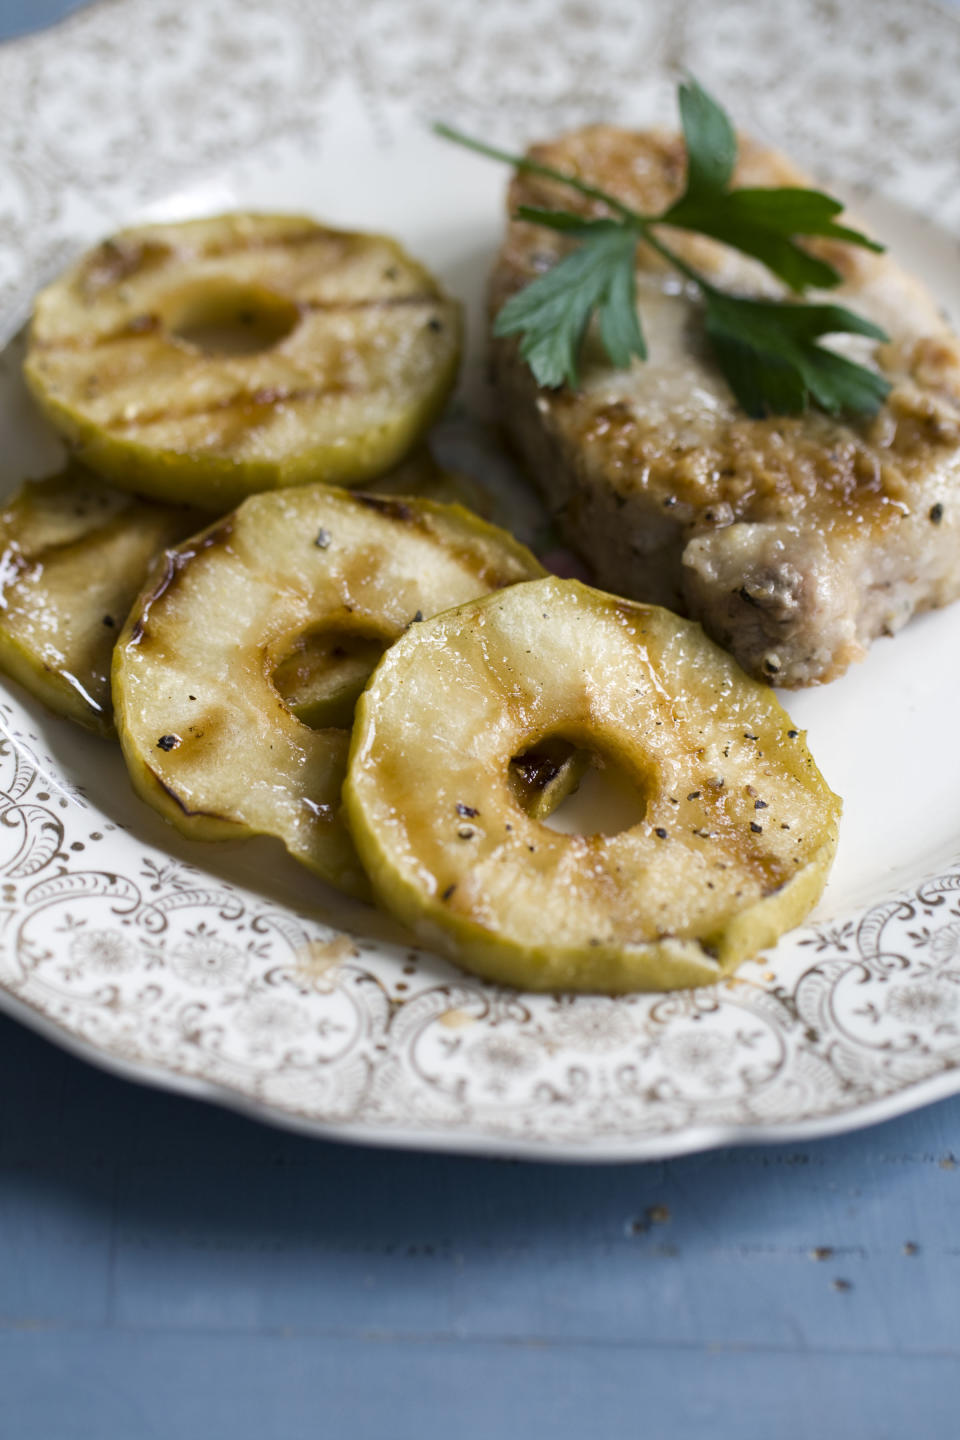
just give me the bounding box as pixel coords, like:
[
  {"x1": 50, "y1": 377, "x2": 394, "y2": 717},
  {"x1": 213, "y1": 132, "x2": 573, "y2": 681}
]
[
  {"x1": 1, "y1": 4, "x2": 959, "y2": 1436},
  {"x1": 3, "y1": 1011, "x2": 960, "y2": 1438}
]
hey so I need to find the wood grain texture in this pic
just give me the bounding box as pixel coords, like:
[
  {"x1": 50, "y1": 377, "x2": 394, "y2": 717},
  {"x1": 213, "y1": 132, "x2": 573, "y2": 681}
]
[{"x1": 1, "y1": 1010, "x2": 959, "y2": 1438}]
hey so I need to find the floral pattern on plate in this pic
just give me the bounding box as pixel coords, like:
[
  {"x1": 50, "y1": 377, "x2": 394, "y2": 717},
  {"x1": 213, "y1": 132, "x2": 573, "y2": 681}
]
[{"x1": 1, "y1": 0, "x2": 960, "y2": 1158}]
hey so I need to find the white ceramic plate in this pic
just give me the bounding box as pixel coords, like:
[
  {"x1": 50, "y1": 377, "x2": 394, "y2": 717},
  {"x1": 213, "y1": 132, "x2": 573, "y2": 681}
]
[{"x1": 2, "y1": 0, "x2": 960, "y2": 1160}]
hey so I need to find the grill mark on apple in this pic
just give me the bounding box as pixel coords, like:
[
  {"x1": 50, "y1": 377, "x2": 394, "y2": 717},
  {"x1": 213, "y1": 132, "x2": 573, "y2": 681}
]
[
  {"x1": 98, "y1": 382, "x2": 367, "y2": 433},
  {"x1": 79, "y1": 228, "x2": 351, "y2": 295},
  {"x1": 34, "y1": 295, "x2": 446, "y2": 353},
  {"x1": 348, "y1": 499, "x2": 539, "y2": 592},
  {"x1": 148, "y1": 766, "x2": 239, "y2": 824},
  {"x1": 126, "y1": 519, "x2": 235, "y2": 645},
  {"x1": 353, "y1": 494, "x2": 419, "y2": 524},
  {"x1": 19, "y1": 506, "x2": 197, "y2": 571},
  {"x1": 80, "y1": 239, "x2": 172, "y2": 295},
  {"x1": 299, "y1": 295, "x2": 442, "y2": 314}
]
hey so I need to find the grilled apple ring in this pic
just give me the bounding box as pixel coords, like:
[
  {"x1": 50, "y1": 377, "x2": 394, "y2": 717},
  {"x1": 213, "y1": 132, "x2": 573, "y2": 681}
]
[
  {"x1": 0, "y1": 451, "x2": 488, "y2": 738},
  {"x1": 0, "y1": 465, "x2": 200, "y2": 735},
  {"x1": 112, "y1": 486, "x2": 543, "y2": 897},
  {"x1": 24, "y1": 214, "x2": 462, "y2": 509},
  {"x1": 344, "y1": 577, "x2": 841, "y2": 991}
]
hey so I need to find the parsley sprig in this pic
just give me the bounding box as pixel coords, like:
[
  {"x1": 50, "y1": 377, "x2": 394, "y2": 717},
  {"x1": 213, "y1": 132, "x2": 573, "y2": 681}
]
[{"x1": 435, "y1": 80, "x2": 891, "y2": 417}]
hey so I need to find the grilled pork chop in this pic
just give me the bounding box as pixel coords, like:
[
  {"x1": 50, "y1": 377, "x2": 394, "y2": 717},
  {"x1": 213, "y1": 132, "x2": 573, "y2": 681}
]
[{"x1": 490, "y1": 126, "x2": 960, "y2": 687}]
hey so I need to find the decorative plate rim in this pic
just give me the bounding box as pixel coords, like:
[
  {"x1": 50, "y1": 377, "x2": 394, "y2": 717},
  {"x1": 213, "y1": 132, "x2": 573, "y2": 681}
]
[
  {"x1": 4, "y1": 0, "x2": 960, "y2": 1161},
  {"x1": 9, "y1": 975, "x2": 960, "y2": 1163}
]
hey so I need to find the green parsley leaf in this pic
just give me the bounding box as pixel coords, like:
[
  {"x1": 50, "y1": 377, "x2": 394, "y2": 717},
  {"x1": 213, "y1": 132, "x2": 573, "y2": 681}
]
[
  {"x1": 494, "y1": 221, "x2": 645, "y2": 388},
  {"x1": 435, "y1": 78, "x2": 892, "y2": 417},
  {"x1": 663, "y1": 186, "x2": 883, "y2": 293},
  {"x1": 597, "y1": 241, "x2": 646, "y2": 370},
  {"x1": 664, "y1": 78, "x2": 883, "y2": 292},
  {"x1": 714, "y1": 187, "x2": 884, "y2": 250},
  {"x1": 513, "y1": 207, "x2": 614, "y2": 233},
  {"x1": 703, "y1": 293, "x2": 892, "y2": 416},
  {"x1": 676, "y1": 76, "x2": 737, "y2": 197}
]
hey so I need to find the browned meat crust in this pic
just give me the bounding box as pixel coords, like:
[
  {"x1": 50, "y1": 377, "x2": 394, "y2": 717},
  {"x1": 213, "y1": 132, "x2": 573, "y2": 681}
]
[{"x1": 490, "y1": 125, "x2": 960, "y2": 686}]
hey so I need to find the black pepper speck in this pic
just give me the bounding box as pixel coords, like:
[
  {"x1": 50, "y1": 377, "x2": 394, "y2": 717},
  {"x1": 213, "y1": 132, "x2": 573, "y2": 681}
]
[{"x1": 157, "y1": 734, "x2": 180, "y2": 752}]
